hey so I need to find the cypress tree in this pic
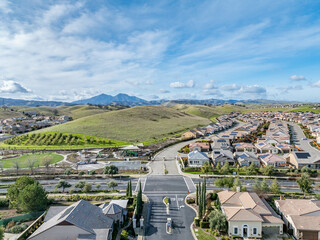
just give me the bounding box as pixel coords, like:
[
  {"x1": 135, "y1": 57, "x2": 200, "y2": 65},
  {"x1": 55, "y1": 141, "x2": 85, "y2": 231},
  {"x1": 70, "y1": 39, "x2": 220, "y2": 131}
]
[
  {"x1": 202, "y1": 178, "x2": 206, "y2": 217},
  {"x1": 126, "y1": 181, "x2": 129, "y2": 197},
  {"x1": 196, "y1": 184, "x2": 199, "y2": 205},
  {"x1": 129, "y1": 180, "x2": 132, "y2": 197},
  {"x1": 136, "y1": 182, "x2": 143, "y2": 219},
  {"x1": 198, "y1": 182, "x2": 203, "y2": 219}
]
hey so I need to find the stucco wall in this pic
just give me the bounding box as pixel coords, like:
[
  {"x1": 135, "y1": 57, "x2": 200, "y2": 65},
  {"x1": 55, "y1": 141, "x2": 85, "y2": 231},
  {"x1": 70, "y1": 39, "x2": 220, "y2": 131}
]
[{"x1": 229, "y1": 221, "x2": 262, "y2": 238}]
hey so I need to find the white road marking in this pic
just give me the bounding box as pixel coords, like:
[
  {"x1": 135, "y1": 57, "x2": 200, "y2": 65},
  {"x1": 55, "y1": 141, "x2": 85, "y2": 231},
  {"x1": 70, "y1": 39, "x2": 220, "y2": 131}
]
[
  {"x1": 134, "y1": 178, "x2": 140, "y2": 192},
  {"x1": 143, "y1": 177, "x2": 147, "y2": 192},
  {"x1": 176, "y1": 194, "x2": 179, "y2": 210},
  {"x1": 183, "y1": 177, "x2": 191, "y2": 193}
]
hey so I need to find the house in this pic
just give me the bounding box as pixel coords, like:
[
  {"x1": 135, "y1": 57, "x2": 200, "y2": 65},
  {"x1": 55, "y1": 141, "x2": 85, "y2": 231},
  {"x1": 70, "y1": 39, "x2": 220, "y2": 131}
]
[
  {"x1": 28, "y1": 200, "x2": 114, "y2": 240},
  {"x1": 211, "y1": 137, "x2": 231, "y2": 151},
  {"x1": 100, "y1": 199, "x2": 128, "y2": 225},
  {"x1": 233, "y1": 142, "x2": 257, "y2": 153},
  {"x1": 212, "y1": 149, "x2": 235, "y2": 166},
  {"x1": 59, "y1": 115, "x2": 73, "y2": 122},
  {"x1": 189, "y1": 142, "x2": 210, "y2": 152},
  {"x1": 182, "y1": 130, "x2": 198, "y2": 140},
  {"x1": 275, "y1": 199, "x2": 320, "y2": 240},
  {"x1": 255, "y1": 142, "x2": 279, "y2": 154},
  {"x1": 317, "y1": 133, "x2": 320, "y2": 144},
  {"x1": 234, "y1": 152, "x2": 260, "y2": 167},
  {"x1": 276, "y1": 144, "x2": 293, "y2": 154},
  {"x1": 287, "y1": 152, "x2": 320, "y2": 169},
  {"x1": 259, "y1": 154, "x2": 287, "y2": 167},
  {"x1": 218, "y1": 190, "x2": 283, "y2": 238},
  {"x1": 187, "y1": 150, "x2": 209, "y2": 167}
]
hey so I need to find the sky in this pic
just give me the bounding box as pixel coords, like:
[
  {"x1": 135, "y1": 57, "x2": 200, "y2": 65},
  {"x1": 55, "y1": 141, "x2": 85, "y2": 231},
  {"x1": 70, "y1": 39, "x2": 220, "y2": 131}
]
[{"x1": 0, "y1": 0, "x2": 320, "y2": 102}]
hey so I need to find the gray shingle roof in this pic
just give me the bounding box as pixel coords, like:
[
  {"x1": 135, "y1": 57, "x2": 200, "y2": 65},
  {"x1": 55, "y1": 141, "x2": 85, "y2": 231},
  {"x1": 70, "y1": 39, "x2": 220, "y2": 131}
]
[{"x1": 28, "y1": 200, "x2": 114, "y2": 239}]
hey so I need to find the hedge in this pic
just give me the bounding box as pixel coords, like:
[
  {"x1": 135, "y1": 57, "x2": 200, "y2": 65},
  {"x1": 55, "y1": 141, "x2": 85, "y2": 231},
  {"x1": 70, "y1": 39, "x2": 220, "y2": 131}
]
[{"x1": 0, "y1": 211, "x2": 44, "y2": 226}]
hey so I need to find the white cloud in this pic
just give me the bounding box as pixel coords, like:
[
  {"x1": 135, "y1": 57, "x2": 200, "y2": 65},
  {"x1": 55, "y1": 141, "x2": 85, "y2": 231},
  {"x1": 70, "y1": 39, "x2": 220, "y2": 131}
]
[
  {"x1": 238, "y1": 85, "x2": 266, "y2": 94},
  {"x1": 170, "y1": 80, "x2": 194, "y2": 88},
  {"x1": 312, "y1": 81, "x2": 320, "y2": 88},
  {"x1": 0, "y1": 0, "x2": 11, "y2": 14},
  {"x1": 202, "y1": 89, "x2": 223, "y2": 97},
  {"x1": 220, "y1": 84, "x2": 240, "y2": 91},
  {"x1": 278, "y1": 85, "x2": 303, "y2": 93},
  {"x1": 203, "y1": 80, "x2": 217, "y2": 89},
  {"x1": 0, "y1": 81, "x2": 29, "y2": 93},
  {"x1": 290, "y1": 75, "x2": 306, "y2": 81}
]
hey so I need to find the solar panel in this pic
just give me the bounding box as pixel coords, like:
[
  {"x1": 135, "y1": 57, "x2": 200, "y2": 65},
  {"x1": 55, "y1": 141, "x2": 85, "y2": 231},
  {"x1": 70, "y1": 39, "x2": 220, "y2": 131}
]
[{"x1": 295, "y1": 152, "x2": 311, "y2": 159}]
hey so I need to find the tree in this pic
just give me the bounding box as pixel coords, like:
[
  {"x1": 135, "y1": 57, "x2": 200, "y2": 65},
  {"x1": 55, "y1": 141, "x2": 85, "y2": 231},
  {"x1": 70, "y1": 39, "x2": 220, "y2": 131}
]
[
  {"x1": 64, "y1": 169, "x2": 71, "y2": 175},
  {"x1": 253, "y1": 179, "x2": 261, "y2": 193},
  {"x1": 129, "y1": 180, "x2": 132, "y2": 197},
  {"x1": 83, "y1": 183, "x2": 92, "y2": 193},
  {"x1": 196, "y1": 184, "x2": 199, "y2": 205},
  {"x1": 198, "y1": 183, "x2": 203, "y2": 219},
  {"x1": 136, "y1": 181, "x2": 143, "y2": 219},
  {"x1": 19, "y1": 182, "x2": 48, "y2": 212},
  {"x1": 201, "y1": 162, "x2": 211, "y2": 175},
  {"x1": 209, "y1": 210, "x2": 228, "y2": 232},
  {"x1": 75, "y1": 181, "x2": 86, "y2": 190},
  {"x1": 27, "y1": 159, "x2": 37, "y2": 175},
  {"x1": 261, "y1": 179, "x2": 270, "y2": 193},
  {"x1": 42, "y1": 156, "x2": 53, "y2": 173},
  {"x1": 297, "y1": 173, "x2": 313, "y2": 196},
  {"x1": 215, "y1": 162, "x2": 221, "y2": 171},
  {"x1": 215, "y1": 177, "x2": 234, "y2": 188},
  {"x1": 56, "y1": 180, "x2": 71, "y2": 193},
  {"x1": 220, "y1": 161, "x2": 230, "y2": 174},
  {"x1": 108, "y1": 181, "x2": 118, "y2": 190},
  {"x1": 246, "y1": 162, "x2": 258, "y2": 175},
  {"x1": 232, "y1": 177, "x2": 246, "y2": 192},
  {"x1": 7, "y1": 176, "x2": 36, "y2": 209},
  {"x1": 104, "y1": 165, "x2": 118, "y2": 176},
  {"x1": 13, "y1": 160, "x2": 20, "y2": 176},
  {"x1": 260, "y1": 165, "x2": 274, "y2": 177},
  {"x1": 202, "y1": 179, "x2": 207, "y2": 217},
  {"x1": 270, "y1": 179, "x2": 281, "y2": 194},
  {"x1": 96, "y1": 184, "x2": 101, "y2": 191},
  {"x1": 7, "y1": 176, "x2": 47, "y2": 212},
  {"x1": 301, "y1": 166, "x2": 311, "y2": 173}
]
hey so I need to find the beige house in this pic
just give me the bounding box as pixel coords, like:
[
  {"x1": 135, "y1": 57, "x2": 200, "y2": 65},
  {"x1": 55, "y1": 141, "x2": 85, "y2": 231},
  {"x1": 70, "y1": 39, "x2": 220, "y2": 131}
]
[
  {"x1": 275, "y1": 199, "x2": 320, "y2": 240},
  {"x1": 218, "y1": 190, "x2": 283, "y2": 238}
]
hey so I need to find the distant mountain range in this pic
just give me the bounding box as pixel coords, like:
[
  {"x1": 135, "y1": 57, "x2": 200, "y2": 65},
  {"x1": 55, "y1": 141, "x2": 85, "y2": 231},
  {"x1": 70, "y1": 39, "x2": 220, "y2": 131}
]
[{"x1": 0, "y1": 94, "x2": 305, "y2": 107}]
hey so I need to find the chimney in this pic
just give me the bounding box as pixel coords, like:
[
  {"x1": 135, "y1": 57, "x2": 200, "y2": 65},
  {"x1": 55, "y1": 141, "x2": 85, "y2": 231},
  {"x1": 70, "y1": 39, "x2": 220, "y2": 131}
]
[{"x1": 236, "y1": 186, "x2": 241, "y2": 192}]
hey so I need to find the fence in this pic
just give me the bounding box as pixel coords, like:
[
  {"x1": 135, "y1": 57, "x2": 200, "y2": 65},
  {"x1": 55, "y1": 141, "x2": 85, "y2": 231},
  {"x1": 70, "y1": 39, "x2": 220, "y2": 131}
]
[{"x1": 0, "y1": 211, "x2": 44, "y2": 226}]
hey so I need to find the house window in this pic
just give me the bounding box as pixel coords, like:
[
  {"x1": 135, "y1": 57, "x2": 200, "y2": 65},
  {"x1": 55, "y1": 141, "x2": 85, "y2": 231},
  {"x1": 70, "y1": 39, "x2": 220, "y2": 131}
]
[
  {"x1": 253, "y1": 228, "x2": 257, "y2": 235},
  {"x1": 233, "y1": 227, "x2": 238, "y2": 235}
]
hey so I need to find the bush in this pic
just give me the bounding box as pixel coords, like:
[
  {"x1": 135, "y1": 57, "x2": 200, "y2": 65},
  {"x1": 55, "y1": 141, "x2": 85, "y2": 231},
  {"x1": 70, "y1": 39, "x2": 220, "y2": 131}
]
[
  {"x1": 8, "y1": 223, "x2": 28, "y2": 233},
  {"x1": 79, "y1": 171, "x2": 85, "y2": 176},
  {"x1": 194, "y1": 218, "x2": 200, "y2": 227},
  {"x1": 211, "y1": 193, "x2": 217, "y2": 201},
  {"x1": 0, "y1": 199, "x2": 9, "y2": 208},
  {"x1": 186, "y1": 198, "x2": 195, "y2": 204},
  {"x1": 200, "y1": 221, "x2": 210, "y2": 228}
]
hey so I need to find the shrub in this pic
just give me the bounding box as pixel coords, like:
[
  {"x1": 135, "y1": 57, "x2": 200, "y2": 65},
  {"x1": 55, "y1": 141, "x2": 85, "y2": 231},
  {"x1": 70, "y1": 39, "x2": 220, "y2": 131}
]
[
  {"x1": 194, "y1": 217, "x2": 200, "y2": 227},
  {"x1": 0, "y1": 199, "x2": 9, "y2": 208},
  {"x1": 200, "y1": 221, "x2": 210, "y2": 228},
  {"x1": 8, "y1": 223, "x2": 28, "y2": 234},
  {"x1": 211, "y1": 193, "x2": 217, "y2": 201},
  {"x1": 186, "y1": 198, "x2": 195, "y2": 204},
  {"x1": 79, "y1": 171, "x2": 85, "y2": 176}
]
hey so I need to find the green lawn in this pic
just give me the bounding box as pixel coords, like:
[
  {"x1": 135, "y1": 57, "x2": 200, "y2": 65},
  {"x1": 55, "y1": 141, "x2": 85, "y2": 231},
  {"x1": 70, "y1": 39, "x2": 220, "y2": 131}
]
[
  {"x1": 196, "y1": 228, "x2": 217, "y2": 240},
  {"x1": 0, "y1": 153, "x2": 64, "y2": 168}
]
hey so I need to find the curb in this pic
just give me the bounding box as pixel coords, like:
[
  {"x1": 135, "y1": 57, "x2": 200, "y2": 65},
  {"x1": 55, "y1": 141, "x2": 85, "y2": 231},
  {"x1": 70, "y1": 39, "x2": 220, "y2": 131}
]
[{"x1": 185, "y1": 193, "x2": 198, "y2": 240}]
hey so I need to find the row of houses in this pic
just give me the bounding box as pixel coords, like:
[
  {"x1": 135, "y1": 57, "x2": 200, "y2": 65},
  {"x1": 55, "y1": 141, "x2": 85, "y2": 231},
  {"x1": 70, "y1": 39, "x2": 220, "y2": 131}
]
[
  {"x1": 181, "y1": 116, "x2": 235, "y2": 139},
  {"x1": 218, "y1": 190, "x2": 320, "y2": 240},
  {"x1": 0, "y1": 115, "x2": 72, "y2": 134}
]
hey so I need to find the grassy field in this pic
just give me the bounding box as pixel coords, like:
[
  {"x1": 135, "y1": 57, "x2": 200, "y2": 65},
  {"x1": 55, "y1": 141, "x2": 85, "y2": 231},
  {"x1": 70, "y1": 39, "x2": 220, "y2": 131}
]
[
  {"x1": 0, "y1": 108, "x2": 24, "y2": 119},
  {"x1": 14, "y1": 105, "x2": 129, "y2": 119},
  {"x1": 35, "y1": 106, "x2": 211, "y2": 143},
  {"x1": 0, "y1": 153, "x2": 63, "y2": 168}
]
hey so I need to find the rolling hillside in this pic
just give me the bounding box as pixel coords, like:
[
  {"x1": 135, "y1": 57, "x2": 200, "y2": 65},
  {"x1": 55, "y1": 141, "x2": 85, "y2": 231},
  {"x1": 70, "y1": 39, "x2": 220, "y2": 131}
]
[
  {"x1": 36, "y1": 106, "x2": 211, "y2": 143},
  {"x1": 15, "y1": 105, "x2": 128, "y2": 119},
  {"x1": 0, "y1": 108, "x2": 24, "y2": 119}
]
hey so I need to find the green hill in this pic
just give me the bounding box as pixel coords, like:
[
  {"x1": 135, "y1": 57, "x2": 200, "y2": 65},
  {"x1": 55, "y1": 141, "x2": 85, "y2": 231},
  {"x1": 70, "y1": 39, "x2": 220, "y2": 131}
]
[
  {"x1": 15, "y1": 105, "x2": 128, "y2": 119},
  {"x1": 0, "y1": 108, "x2": 24, "y2": 119},
  {"x1": 36, "y1": 106, "x2": 211, "y2": 143}
]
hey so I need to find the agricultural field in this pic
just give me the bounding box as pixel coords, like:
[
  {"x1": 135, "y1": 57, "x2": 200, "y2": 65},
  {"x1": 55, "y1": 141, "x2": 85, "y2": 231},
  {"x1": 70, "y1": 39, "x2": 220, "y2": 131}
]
[
  {"x1": 34, "y1": 106, "x2": 211, "y2": 143},
  {"x1": 0, "y1": 132, "x2": 129, "y2": 149},
  {"x1": 0, "y1": 153, "x2": 63, "y2": 168}
]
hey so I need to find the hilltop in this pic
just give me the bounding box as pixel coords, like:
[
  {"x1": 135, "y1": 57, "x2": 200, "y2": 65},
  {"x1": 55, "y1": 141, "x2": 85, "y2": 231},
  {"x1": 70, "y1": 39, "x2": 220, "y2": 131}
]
[{"x1": 35, "y1": 106, "x2": 211, "y2": 143}]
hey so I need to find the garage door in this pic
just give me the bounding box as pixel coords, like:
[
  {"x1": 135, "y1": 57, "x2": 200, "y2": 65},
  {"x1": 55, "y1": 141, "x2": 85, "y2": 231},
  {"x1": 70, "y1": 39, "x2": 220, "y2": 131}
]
[
  {"x1": 301, "y1": 231, "x2": 318, "y2": 240},
  {"x1": 262, "y1": 226, "x2": 280, "y2": 235}
]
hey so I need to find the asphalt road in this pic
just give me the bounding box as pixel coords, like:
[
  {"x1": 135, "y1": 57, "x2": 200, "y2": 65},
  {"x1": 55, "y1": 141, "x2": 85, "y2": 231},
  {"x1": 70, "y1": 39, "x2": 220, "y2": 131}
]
[
  {"x1": 143, "y1": 175, "x2": 196, "y2": 240},
  {"x1": 288, "y1": 122, "x2": 320, "y2": 158}
]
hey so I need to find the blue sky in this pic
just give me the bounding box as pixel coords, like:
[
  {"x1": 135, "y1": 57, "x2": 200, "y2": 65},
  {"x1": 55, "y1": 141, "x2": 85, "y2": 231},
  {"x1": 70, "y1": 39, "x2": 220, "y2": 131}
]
[{"x1": 0, "y1": 0, "x2": 320, "y2": 102}]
